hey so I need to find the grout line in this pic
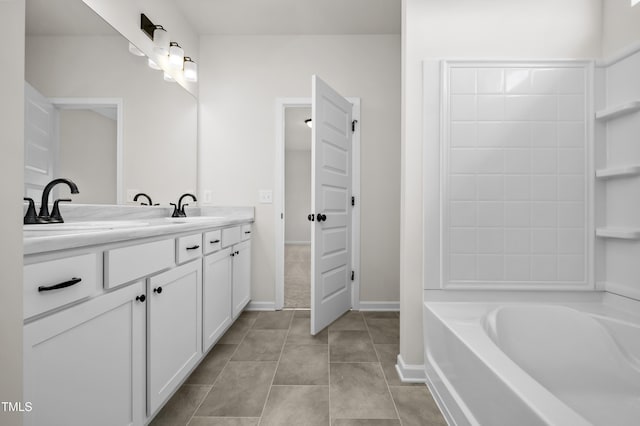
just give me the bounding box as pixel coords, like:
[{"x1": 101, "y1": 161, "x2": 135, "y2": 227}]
[
  {"x1": 362, "y1": 310, "x2": 403, "y2": 426},
  {"x1": 185, "y1": 315, "x2": 255, "y2": 426}
]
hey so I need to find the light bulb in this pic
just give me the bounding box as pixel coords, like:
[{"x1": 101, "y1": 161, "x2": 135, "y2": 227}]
[
  {"x1": 169, "y1": 42, "x2": 184, "y2": 69},
  {"x1": 183, "y1": 57, "x2": 198, "y2": 82}
]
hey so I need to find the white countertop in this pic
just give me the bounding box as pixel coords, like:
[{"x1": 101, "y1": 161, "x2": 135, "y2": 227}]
[{"x1": 24, "y1": 206, "x2": 254, "y2": 255}]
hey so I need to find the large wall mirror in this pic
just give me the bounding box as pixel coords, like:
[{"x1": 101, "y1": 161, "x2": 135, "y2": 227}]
[{"x1": 24, "y1": 0, "x2": 197, "y2": 205}]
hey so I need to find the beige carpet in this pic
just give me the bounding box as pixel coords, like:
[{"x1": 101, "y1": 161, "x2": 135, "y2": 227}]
[{"x1": 284, "y1": 244, "x2": 310, "y2": 308}]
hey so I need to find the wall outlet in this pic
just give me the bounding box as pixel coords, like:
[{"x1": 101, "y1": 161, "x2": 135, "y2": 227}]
[
  {"x1": 259, "y1": 190, "x2": 273, "y2": 204},
  {"x1": 203, "y1": 190, "x2": 213, "y2": 204},
  {"x1": 126, "y1": 189, "x2": 139, "y2": 203}
]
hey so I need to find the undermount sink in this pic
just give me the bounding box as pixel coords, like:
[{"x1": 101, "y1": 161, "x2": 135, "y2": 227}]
[
  {"x1": 24, "y1": 220, "x2": 150, "y2": 232},
  {"x1": 164, "y1": 216, "x2": 224, "y2": 223}
]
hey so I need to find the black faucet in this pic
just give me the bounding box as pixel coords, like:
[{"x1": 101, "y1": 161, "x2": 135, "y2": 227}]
[
  {"x1": 133, "y1": 193, "x2": 158, "y2": 206},
  {"x1": 172, "y1": 193, "x2": 197, "y2": 217},
  {"x1": 36, "y1": 178, "x2": 79, "y2": 223}
]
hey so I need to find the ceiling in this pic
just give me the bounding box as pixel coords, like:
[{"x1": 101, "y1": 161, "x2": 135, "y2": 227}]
[
  {"x1": 173, "y1": 0, "x2": 401, "y2": 35},
  {"x1": 285, "y1": 107, "x2": 312, "y2": 152},
  {"x1": 26, "y1": 0, "x2": 117, "y2": 36}
]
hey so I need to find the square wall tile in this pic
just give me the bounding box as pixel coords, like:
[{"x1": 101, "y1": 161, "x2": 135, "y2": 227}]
[
  {"x1": 556, "y1": 68, "x2": 585, "y2": 94},
  {"x1": 477, "y1": 95, "x2": 504, "y2": 121},
  {"x1": 502, "y1": 123, "x2": 531, "y2": 147},
  {"x1": 557, "y1": 176, "x2": 584, "y2": 201},
  {"x1": 477, "y1": 175, "x2": 504, "y2": 201},
  {"x1": 477, "y1": 68, "x2": 504, "y2": 93},
  {"x1": 477, "y1": 255, "x2": 504, "y2": 280},
  {"x1": 532, "y1": 122, "x2": 556, "y2": 147},
  {"x1": 505, "y1": 229, "x2": 530, "y2": 254},
  {"x1": 531, "y1": 176, "x2": 557, "y2": 201},
  {"x1": 557, "y1": 95, "x2": 584, "y2": 121},
  {"x1": 530, "y1": 256, "x2": 557, "y2": 281},
  {"x1": 504, "y1": 202, "x2": 530, "y2": 227},
  {"x1": 477, "y1": 202, "x2": 504, "y2": 227},
  {"x1": 450, "y1": 202, "x2": 476, "y2": 227},
  {"x1": 451, "y1": 122, "x2": 477, "y2": 147},
  {"x1": 531, "y1": 229, "x2": 557, "y2": 254},
  {"x1": 557, "y1": 122, "x2": 584, "y2": 147},
  {"x1": 531, "y1": 203, "x2": 557, "y2": 227},
  {"x1": 451, "y1": 95, "x2": 477, "y2": 121},
  {"x1": 531, "y1": 149, "x2": 557, "y2": 174},
  {"x1": 530, "y1": 69, "x2": 558, "y2": 94},
  {"x1": 477, "y1": 229, "x2": 504, "y2": 254},
  {"x1": 450, "y1": 229, "x2": 476, "y2": 254},
  {"x1": 529, "y1": 95, "x2": 557, "y2": 121},
  {"x1": 558, "y1": 203, "x2": 584, "y2": 227},
  {"x1": 505, "y1": 176, "x2": 530, "y2": 201},
  {"x1": 450, "y1": 175, "x2": 476, "y2": 200},
  {"x1": 557, "y1": 149, "x2": 584, "y2": 174},
  {"x1": 505, "y1": 149, "x2": 531, "y2": 174},
  {"x1": 557, "y1": 255, "x2": 584, "y2": 281},
  {"x1": 557, "y1": 229, "x2": 584, "y2": 254},
  {"x1": 450, "y1": 255, "x2": 476, "y2": 280},
  {"x1": 475, "y1": 149, "x2": 504, "y2": 174},
  {"x1": 477, "y1": 123, "x2": 504, "y2": 147},
  {"x1": 450, "y1": 68, "x2": 476, "y2": 93},
  {"x1": 505, "y1": 96, "x2": 530, "y2": 121},
  {"x1": 504, "y1": 255, "x2": 530, "y2": 281},
  {"x1": 450, "y1": 149, "x2": 477, "y2": 173},
  {"x1": 505, "y1": 69, "x2": 530, "y2": 93}
]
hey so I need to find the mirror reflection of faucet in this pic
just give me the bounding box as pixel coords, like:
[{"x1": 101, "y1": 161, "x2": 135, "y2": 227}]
[
  {"x1": 24, "y1": 178, "x2": 79, "y2": 224},
  {"x1": 171, "y1": 193, "x2": 197, "y2": 217},
  {"x1": 133, "y1": 192, "x2": 159, "y2": 206}
]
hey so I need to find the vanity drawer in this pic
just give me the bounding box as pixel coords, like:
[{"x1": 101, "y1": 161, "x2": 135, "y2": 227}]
[
  {"x1": 203, "y1": 229, "x2": 222, "y2": 255},
  {"x1": 24, "y1": 253, "x2": 98, "y2": 319},
  {"x1": 177, "y1": 233, "x2": 203, "y2": 264},
  {"x1": 221, "y1": 226, "x2": 241, "y2": 248},
  {"x1": 104, "y1": 239, "x2": 174, "y2": 289},
  {"x1": 241, "y1": 224, "x2": 252, "y2": 241}
]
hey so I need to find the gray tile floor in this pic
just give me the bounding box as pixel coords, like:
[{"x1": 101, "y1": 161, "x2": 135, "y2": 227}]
[
  {"x1": 151, "y1": 310, "x2": 447, "y2": 426},
  {"x1": 284, "y1": 245, "x2": 310, "y2": 308}
]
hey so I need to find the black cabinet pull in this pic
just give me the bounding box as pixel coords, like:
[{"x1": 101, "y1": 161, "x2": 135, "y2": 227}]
[
  {"x1": 136, "y1": 294, "x2": 146, "y2": 303},
  {"x1": 244, "y1": 231, "x2": 251, "y2": 234},
  {"x1": 235, "y1": 251, "x2": 239, "y2": 255},
  {"x1": 38, "y1": 277, "x2": 82, "y2": 292},
  {"x1": 153, "y1": 287, "x2": 163, "y2": 294},
  {"x1": 230, "y1": 252, "x2": 235, "y2": 257},
  {"x1": 210, "y1": 239, "x2": 220, "y2": 244},
  {"x1": 186, "y1": 245, "x2": 200, "y2": 250}
]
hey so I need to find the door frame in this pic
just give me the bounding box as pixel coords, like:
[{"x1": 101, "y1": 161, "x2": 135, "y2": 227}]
[
  {"x1": 48, "y1": 97, "x2": 124, "y2": 204},
  {"x1": 274, "y1": 97, "x2": 361, "y2": 311}
]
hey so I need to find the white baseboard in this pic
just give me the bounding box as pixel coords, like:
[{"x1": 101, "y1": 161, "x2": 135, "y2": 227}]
[
  {"x1": 395, "y1": 354, "x2": 427, "y2": 383},
  {"x1": 357, "y1": 301, "x2": 400, "y2": 311},
  {"x1": 245, "y1": 301, "x2": 276, "y2": 311}
]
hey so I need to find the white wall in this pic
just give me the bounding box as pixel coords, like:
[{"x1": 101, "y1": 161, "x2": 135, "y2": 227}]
[
  {"x1": 26, "y1": 35, "x2": 197, "y2": 205},
  {"x1": 199, "y1": 35, "x2": 401, "y2": 303},
  {"x1": 0, "y1": 1, "x2": 24, "y2": 424},
  {"x1": 603, "y1": 0, "x2": 640, "y2": 57},
  {"x1": 59, "y1": 110, "x2": 117, "y2": 204},
  {"x1": 285, "y1": 149, "x2": 311, "y2": 243},
  {"x1": 401, "y1": 0, "x2": 602, "y2": 366}
]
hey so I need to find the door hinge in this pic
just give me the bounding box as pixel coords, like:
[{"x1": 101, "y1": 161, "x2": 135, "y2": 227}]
[
  {"x1": 352, "y1": 119, "x2": 358, "y2": 132},
  {"x1": 351, "y1": 270, "x2": 355, "y2": 281},
  {"x1": 281, "y1": 213, "x2": 284, "y2": 219},
  {"x1": 351, "y1": 196, "x2": 355, "y2": 207}
]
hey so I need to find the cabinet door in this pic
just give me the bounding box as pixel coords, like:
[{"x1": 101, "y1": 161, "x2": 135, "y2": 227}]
[
  {"x1": 24, "y1": 281, "x2": 146, "y2": 426},
  {"x1": 147, "y1": 260, "x2": 202, "y2": 416},
  {"x1": 232, "y1": 240, "x2": 251, "y2": 318},
  {"x1": 203, "y1": 248, "x2": 233, "y2": 352}
]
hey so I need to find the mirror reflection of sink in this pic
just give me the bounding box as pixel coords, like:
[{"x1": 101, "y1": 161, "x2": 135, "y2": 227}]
[
  {"x1": 164, "y1": 216, "x2": 224, "y2": 223},
  {"x1": 24, "y1": 220, "x2": 150, "y2": 232}
]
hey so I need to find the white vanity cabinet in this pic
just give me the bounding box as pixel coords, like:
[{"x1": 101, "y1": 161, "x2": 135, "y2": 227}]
[
  {"x1": 202, "y1": 247, "x2": 233, "y2": 352},
  {"x1": 147, "y1": 259, "x2": 202, "y2": 416},
  {"x1": 23, "y1": 280, "x2": 146, "y2": 426}
]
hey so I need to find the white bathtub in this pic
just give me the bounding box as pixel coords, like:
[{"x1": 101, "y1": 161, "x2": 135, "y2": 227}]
[{"x1": 423, "y1": 295, "x2": 640, "y2": 426}]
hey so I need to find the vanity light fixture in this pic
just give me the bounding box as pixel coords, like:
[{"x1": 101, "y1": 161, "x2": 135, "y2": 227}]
[
  {"x1": 305, "y1": 119, "x2": 313, "y2": 128},
  {"x1": 140, "y1": 14, "x2": 170, "y2": 56},
  {"x1": 163, "y1": 72, "x2": 176, "y2": 82},
  {"x1": 183, "y1": 57, "x2": 198, "y2": 82},
  {"x1": 169, "y1": 42, "x2": 184, "y2": 69},
  {"x1": 128, "y1": 42, "x2": 145, "y2": 57}
]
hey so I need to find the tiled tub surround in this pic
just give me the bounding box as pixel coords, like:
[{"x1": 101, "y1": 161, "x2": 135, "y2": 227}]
[
  {"x1": 423, "y1": 292, "x2": 640, "y2": 426},
  {"x1": 442, "y1": 61, "x2": 592, "y2": 289}
]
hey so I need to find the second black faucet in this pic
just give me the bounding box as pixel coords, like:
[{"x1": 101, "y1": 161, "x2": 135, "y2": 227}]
[{"x1": 171, "y1": 193, "x2": 197, "y2": 217}]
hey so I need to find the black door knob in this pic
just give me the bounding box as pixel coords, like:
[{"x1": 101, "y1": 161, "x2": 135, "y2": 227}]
[
  {"x1": 317, "y1": 213, "x2": 327, "y2": 222},
  {"x1": 153, "y1": 287, "x2": 163, "y2": 294},
  {"x1": 136, "y1": 294, "x2": 146, "y2": 303},
  {"x1": 307, "y1": 214, "x2": 315, "y2": 222}
]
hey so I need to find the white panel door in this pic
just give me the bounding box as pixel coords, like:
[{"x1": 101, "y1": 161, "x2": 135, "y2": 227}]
[
  {"x1": 24, "y1": 82, "x2": 57, "y2": 200},
  {"x1": 310, "y1": 75, "x2": 353, "y2": 335}
]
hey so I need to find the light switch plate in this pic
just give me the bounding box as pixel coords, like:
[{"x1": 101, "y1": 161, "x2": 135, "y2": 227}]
[
  {"x1": 203, "y1": 190, "x2": 213, "y2": 203},
  {"x1": 259, "y1": 190, "x2": 273, "y2": 204}
]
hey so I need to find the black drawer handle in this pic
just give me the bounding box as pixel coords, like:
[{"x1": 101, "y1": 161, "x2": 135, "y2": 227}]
[
  {"x1": 186, "y1": 245, "x2": 200, "y2": 250},
  {"x1": 244, "y1": 231, "x2": 251, "y2": 234},
  {"x1": 38, "y1": 277, "x2": 82, "y2": 292},
  {"x1": 210, "y1": 239, "x2": 220, "y2": 244}
]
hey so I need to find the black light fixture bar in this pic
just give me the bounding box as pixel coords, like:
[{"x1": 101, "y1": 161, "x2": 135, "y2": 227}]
[{"x1": 141, "y1": 13, "x2": 157, "y2": 40}]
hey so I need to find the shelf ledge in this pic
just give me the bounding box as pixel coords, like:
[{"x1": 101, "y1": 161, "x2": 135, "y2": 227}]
[
  {"x1": 595, "y1": 101, "x2": 640, "y2": 121},
  {"x1": 596, "y1": 227, "x2": 640, "y2": 240},
  {"x1": 595, "y1": 165, "x2": 640, "y2": 179}
]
